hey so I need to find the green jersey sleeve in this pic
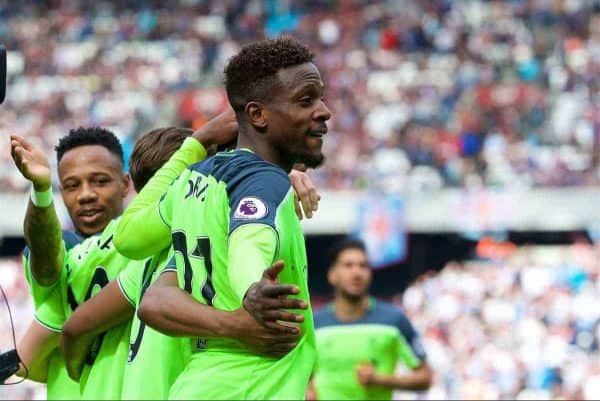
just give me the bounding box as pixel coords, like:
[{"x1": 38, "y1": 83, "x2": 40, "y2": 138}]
[
  {"x1": 396, "y1": 333, "x2": 421, "y2": 369},
  {"x1": 226, "y1": 167, "x2": 291, "y2": 300},
  {"x1": 114, "y1": 137, "x2": 207, "y2": 259},
  {"x1": 33, "y1": 275, "x2": 67, "y2": 332},
  {"x1": 23, "y1": 230, "x2": 82, "y2": 330},
  {"x1": 22, "y1": 230, "x2": 82, "y2": 309},
  {"x1": 117, "y1": 262, "x2": 143, "y2": 307},
  {"x1": 228, "y1": 224, "x2": 278, "y2": 301}
]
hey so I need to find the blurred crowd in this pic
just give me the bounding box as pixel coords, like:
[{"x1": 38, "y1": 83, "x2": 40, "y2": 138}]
[
  {"x1": 0, "y1": 259, "x2": 45, "y2": 400},
  {"x1": 400, "y1": 242, "x2": 600, "y2": 400},
  {"x1": 7, "y1": 242, "x2": 600, "y2": 400},
  {"x1": 1, "y1": 0, "x2": 599, "y2": 193}
]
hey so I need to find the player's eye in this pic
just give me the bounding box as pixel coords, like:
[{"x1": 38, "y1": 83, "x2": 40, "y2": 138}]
[
  {"x1": 299, "y1": 96, "x2": 314, "y2": 106},
  {"x1": 94, "y1": 177, "x2": 110, "y2": 186}
]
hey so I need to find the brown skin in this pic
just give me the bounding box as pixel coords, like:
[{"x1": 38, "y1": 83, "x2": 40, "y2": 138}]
[
  {"x1": 238, "y1": 62, "x2": 331, "y2": 172},
  {"x1": 11, "y1": 134, "x2": 71, "y2": 286},
  {"x1": 138, "y1": 270, "x2": 303, "y2": 356},
  {"x1": 15, "y1": 320, "x2": 59, "y2": 382},
  {"x1": 328, "y1": 248, "x2": 372, "y2": 309},
  {"x1": 239, "y1": 62, "x2": 331, "y2": 324},
  {"x1": 322, "y1": 248, "x2": 433, "y2": 393},
  {"x1": 58, "y1": 145, "x2": 129, "y2": 237}
]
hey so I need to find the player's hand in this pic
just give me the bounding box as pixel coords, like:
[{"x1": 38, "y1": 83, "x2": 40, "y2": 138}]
[
  {"x1": 356, "y1": 363, "x2": 377, "y2": 387},
  {"x1": 10, "y1": 134, "x2": 51, "y2": 191},
  {"x1": 289, "y1": 169, "x2": 320, "y2": 220},
  {"x1": 192, "y1": 106, "x2": 238, "y2": 148},
  {"x1": 243, "y1": 260, "x2": 307, "y2": 331},
  {"x1": 229, "y1": 308, "x2": 300, "y2": 358}
]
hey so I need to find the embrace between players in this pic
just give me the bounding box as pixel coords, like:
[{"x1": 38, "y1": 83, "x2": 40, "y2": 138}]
[
  {"x1": 10, "y1": 38, "x2": 329, "y2": 400},
  {"x1": 10, "y1": 36, "x2": 432, "y2": 401}
]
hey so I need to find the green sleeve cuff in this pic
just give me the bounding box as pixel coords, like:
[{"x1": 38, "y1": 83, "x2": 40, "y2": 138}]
[
  {"x1": 117, "y1": 265, "x2": 140, "y2": 307},
  {"x1": 180, "y1": 137, "x2": 208, "y2": 164}
]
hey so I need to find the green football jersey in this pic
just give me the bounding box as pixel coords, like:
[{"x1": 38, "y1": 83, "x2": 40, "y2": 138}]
[
  {"x1": 22, "y1": 231, "x2": 82, "y2": 400},
  {"x1": 313, "y1": 299, "x2": 427, "y2": 400},
  {"x1": 57, "y1": 218, "x2": 137, "y2": 400},
  {"x1": 159, "y1": 150, "x2": 316, "y2": 400},
  {"x1": 118, "y1": 249, "x2": 191, "y2": 400}
]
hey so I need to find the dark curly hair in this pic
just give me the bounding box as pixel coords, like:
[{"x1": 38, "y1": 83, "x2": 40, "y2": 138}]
[
  {"x1": 55, "y1": 126, "x2": 124, "y2": 165},
  {"x1": 224, "y1": 37, "x2": 314, "y2": 113},
  {"x1": 328, "y1": 237, "x2": 368, "y2": 268}
]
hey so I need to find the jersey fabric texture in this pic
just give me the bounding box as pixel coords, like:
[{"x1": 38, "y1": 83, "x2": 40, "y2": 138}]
[
  {"x1": 313, "y1": 299, "x2": 427, "y2": 400},
  {"x1": 159, "y1": 149, "x2": 316, "y2": 400},
  {"x1": 118, "y1": 250, "x2": 191, "y2": 400},
  {"x1": 39, "y1": 219, "x2": 136, "y2": 400},
  {"x1": 22, "y1": 230, "x2": 82, "y2": 400}
]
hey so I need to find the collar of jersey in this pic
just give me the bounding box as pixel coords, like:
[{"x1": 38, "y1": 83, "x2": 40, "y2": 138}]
[{"x1": 329, "y1": 296, "x2": 376, "y2": 319}]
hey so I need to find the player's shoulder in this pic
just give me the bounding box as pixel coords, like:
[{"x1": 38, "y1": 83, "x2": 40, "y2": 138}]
[
  {"x1": 313, "y1": 303, "x2": 338, "y2": 328},
  {"x1": 62, "y1": 229, "x2": 84, "y2": 250},
  {"x1": 371, "y1": 299, "x2": 411, "y2": 326},
  {"x1": 189, "y1": 150, "x2": 290, "y2": 189},
  {"x1": 67, "y1": 218, "x2": 121, "y2": 266}
]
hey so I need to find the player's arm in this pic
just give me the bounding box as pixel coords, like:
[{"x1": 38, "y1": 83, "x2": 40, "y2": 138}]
[
  {"x1": 230, "y1": 169, "x2": 312, "y2": 330},
  {"x1": 15, "y1": 320, "x2": 59, "y2": 383},
  {"x1": 10, "y1": 135, "x2": 64, "y2": 286},
  {"x1": 230, "y1": 224, "x2": 308, "y2": 331},
  {"x1": 61, "y1": 280, "x2": 134, "y2": 381},
  {"x1": 114, "y1": 109, "x2": 238, "y2": 259},
  {"x1": 14, "y1": 268, "x2": 68, "y2": 383},
  {"x1": 114, "y1": 109, "x2": 320, "y2": 260},
  {"x1": 358, "y1": 363, "x2": 433, "y2": 391},
  {"x1": 139, "y1": 269, "x2": 301, "y2": 357},
  {"x1": 357, "y1": 316, "x2": 433, "y2": 391},
  {"x1": 289, "y1": 169, "x2": 320, "y2": 220}
]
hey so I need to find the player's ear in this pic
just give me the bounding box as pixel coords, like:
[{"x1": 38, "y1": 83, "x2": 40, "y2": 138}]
[
  {"x1": 327, "y1": 266, "x2": 336, "y2": 286},
  {"x1": 121, "y1": 173, "x2": 130, "y2": 198},
  {"x1": 245, "y1": 101, "x2": 267, "y2": 131}
]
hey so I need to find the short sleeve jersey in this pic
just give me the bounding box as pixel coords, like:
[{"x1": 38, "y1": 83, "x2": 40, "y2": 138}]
[
  {"x1": 22, "y1": 230, "x2": 82, "y2": 331},
  {"x1": 313, "y1": 299, "x2": 427, "y2": 400},
  {"x1": 22, "y1": 230, "x2": 83, "y2": 400},
  {"x1": 158, "y1": 150, "x2": 316, "y2": 400},
  {"x1": 117, "y1": 250, "x2": 191, "y2": 400},
  {"x1": 55, "y1": 218, "x2": 139, "y2": 400}
]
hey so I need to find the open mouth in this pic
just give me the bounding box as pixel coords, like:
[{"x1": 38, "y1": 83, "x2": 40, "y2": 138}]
[
  {"x1": 79, "y1": 209, "x2": 103, "y2": 223},
  {"x1": 308, "y1": 127, "x2": 327, "y2": 138}
]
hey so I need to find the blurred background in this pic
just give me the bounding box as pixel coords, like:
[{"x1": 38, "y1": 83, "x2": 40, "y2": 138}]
[{"x1": 1, "y1": 0, "x2": 600, "y2": 399}]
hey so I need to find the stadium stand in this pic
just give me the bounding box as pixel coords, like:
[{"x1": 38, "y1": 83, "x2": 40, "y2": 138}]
[{"x1": 1, "y1": 0, "x2": 600, "y2": 399}]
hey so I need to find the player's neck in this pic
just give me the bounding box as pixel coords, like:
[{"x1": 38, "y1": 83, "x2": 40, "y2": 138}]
[
  {"x1": 236, "y1": 130, "x2": 293, "y2": 172},
  {"x1": 333, "y1": 295, "x2": 370, "y2": 322}
]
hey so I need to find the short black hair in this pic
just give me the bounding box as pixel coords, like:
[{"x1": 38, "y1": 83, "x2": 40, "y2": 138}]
[
  {"x1": 55, "y1": 127, "x2": 124, "y2": 164},
  {"x1": 224, "y1": 37, "x2": 314, "y2": 113},
  {"x1": 328, "y1": 237, "x2": 368, "y2": 267}
]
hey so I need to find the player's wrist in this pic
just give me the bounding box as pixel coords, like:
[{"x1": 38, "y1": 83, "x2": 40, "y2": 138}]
[
  {"x1": 32, "y1": 179, "x2": 51, "y2": 192},
  {"x1": 214, "y1": 310, "x2": 239, "y2": 338},
  {"x1": 371, "y1": 373, "x2": 392, "y2": 387},
  {"x1": 191, "y1": 129, "x2": 217, "y2": 148},
  {"x1": 30, "y1": 185, "x2": 53, "y2": 208}
]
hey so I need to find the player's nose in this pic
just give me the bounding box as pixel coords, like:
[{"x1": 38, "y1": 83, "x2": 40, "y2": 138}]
[{"x1": 314, "y1": 99, "x2": 331, "y2": 122}]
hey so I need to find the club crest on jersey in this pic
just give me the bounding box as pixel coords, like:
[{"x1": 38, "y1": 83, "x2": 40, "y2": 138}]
[{"x1": 234, "y1": 197, "x2": 268, "y2": 220}]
